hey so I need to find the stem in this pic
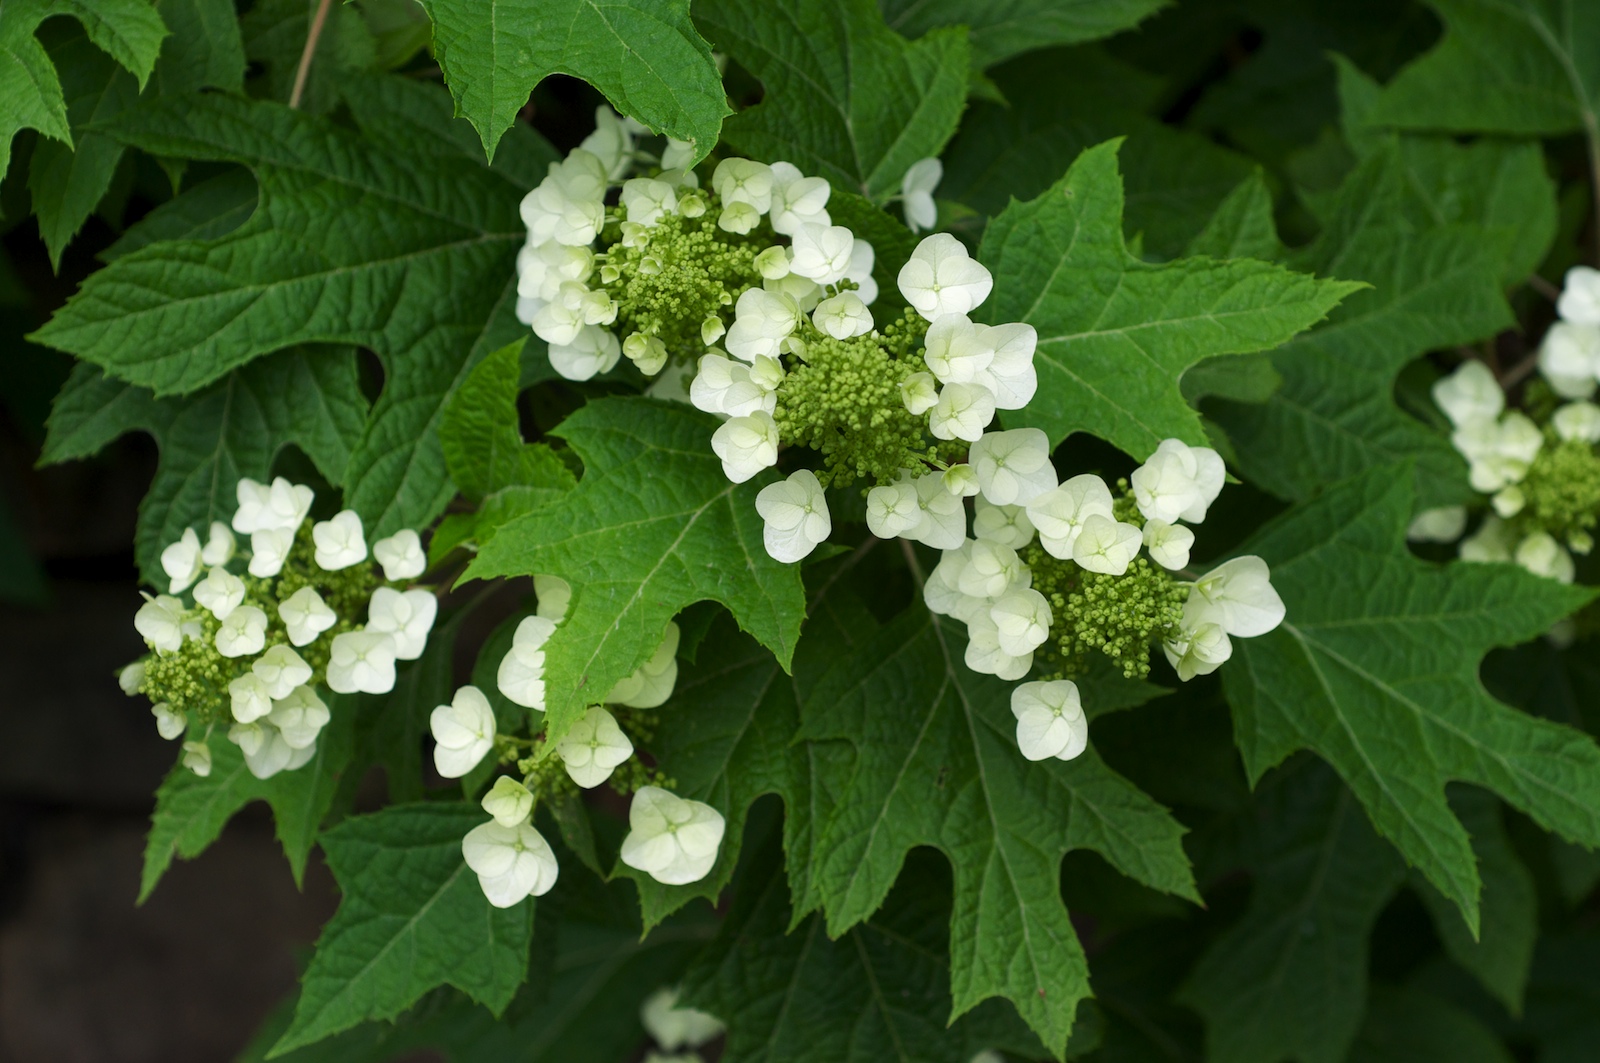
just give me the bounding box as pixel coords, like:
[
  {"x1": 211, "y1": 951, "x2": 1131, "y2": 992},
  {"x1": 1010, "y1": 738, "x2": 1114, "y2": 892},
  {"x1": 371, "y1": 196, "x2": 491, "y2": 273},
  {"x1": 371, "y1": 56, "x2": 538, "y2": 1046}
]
[
  {"x1": 1499, "y1": 349, "x2": 1542, "y2": 390},
  {"x1": 898, "y1": 536, "x2": 926, "y2": 585},
  {"x1": 1528, "y1": 273, "x2": 1562, "y2": 302},
  {"x1": 288, "y1": 0, "x2": 335, "y2": 110}
]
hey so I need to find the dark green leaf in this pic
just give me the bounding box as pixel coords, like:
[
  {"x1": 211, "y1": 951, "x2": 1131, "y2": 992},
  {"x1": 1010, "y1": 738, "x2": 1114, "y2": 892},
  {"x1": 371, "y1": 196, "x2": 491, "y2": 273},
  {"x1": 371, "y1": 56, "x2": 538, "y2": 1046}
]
[{"x1": 879, "y1": 0, "x2": 1169, "y2": 69}]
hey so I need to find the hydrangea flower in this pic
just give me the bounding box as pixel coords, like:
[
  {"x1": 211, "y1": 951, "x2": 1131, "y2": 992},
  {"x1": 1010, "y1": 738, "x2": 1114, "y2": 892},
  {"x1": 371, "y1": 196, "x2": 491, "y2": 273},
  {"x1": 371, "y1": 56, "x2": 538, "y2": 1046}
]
[
  {"x1": 756, "y1": 469, "x2": 831, "y2": 563},
  {"x1": 462, "y1": 819, "x2": 560, "y2": 908},
  {"x1": 279, "y1": 586, "x2": 337, "y2": 646},
  {"x1": 481, "y1": 776, "x2": 535, "y2": 828},
  {"x1": 900, "y1": 157, "x2": 942, "y2": 233},
  {"x1": 640, "y1": 987, "x2": 725, "y2": 1051},
  {"x1": 430, "y1": 685, "x2": 497, "y2": 778},
  {"x1": 253, "y1": 645, "x2": 312, "y2": 699},
  {"x1": 1184, "y1": 556, "x2": 1286, "y2": 638},
  {"x1": 620, "y1": 786, "x2": 726, "y2": 885},
  {"x1": 896, "y1": 233, "x2": 993, "y2": 320},
  {"x1": 326, "y1": 630, "x2": 397, "y2": 694},
  {"x1": 498, "y1": 615, "x2": 557, "y2": 710},
  {"x1": 373, "y1": 529, "x2": 426, "y2": 581},
  {"x1": 313, "y1": 510, "x2": 368, "y2": 571},
  {"x1": 710, "y1": 412, "x2": 780, "y2": 482},
  {"x1": 1162, "y1": 622, "x2": 1232, "y2": 681},
  {"x1": 608, "y1": 623, "x2": 680, "y2": 708},
  {"x1": 366, "y1": 586, "x2": 438, "y2": 660},
  {"x1": 160, "y1": 527, "x2": 204, "y2": 594},
  {"x1": 192, "y1": 566, "x2": 245, "y2": 620},
  {"x1": 215, "y1": 605, "x2": 268, "y2": 658},
  {"x1": 555, "y1": 705, "x2": 635, "y2": 788},
  {"x1": 1027, "y1": 474, "x2": 1115, "y2": 559},
  {"x1": 1011, "y1": 680, "x2": 1088, "y2": 761},
  {"x1": 1130, "y1": 439, "x2": 1225, "y2": 525},
  {"x1": 969, "y1": 428, "x2": 1057, "y2": 507}
]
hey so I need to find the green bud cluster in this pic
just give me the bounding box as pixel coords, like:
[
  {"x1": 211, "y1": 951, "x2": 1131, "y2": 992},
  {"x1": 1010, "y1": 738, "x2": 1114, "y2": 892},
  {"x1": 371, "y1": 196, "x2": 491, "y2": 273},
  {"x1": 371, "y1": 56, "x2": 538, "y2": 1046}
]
[
  {"x1": 596, "y1": 203, "x2": 766, "y2": 362},
  {"x1": 1111, "y1": 478, "x2": 1144, "y2": 526},
  {"x1": 141, "y1": 613, "x2": 241, "y2": 724},
  {"x1": 270, "y1": 526, "x2": 379, "y2": 628},
  {"x1": 774, "y1": 312, "x2": 962, "y2": 487},
  {"x1": 1022, "y1": 545, "x2": 1186, "y2": 680},
  {"x1": 608, "y1": 706, "x2": 675, "y2": 794},
  {"x1": 1515, "y1": 435, "x2": 1600, "y2": 550}
]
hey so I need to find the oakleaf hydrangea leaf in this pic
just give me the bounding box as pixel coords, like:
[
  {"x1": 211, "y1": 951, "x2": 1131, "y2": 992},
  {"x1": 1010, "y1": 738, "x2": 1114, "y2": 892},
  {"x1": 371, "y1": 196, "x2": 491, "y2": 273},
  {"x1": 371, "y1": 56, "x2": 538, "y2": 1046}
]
[
  {"x1": 1223, "y1": 464, "x2": 1600, "y2": 931},
  {"x1": 415, "y1": 0, "x2": 729, "y2": 162},
  {"x1": 696, "y1": 0, "x2": 970, "y2": 201},
  {"x1": 271, "y1": 803, "x2": 535, "y2": 1056},
  {"x1": 41, "y1": 349, "x2": 368, "y2": 587},
  {"x1": 879, "y1": 0, "x2": 1170, "y2": 70},
  {"x1": 439, "y1": 338, "x2": 576, "y2": 504},
  {"x1": 794, "y1": 601, "x2": 1197, "y2": 1055},
  {"x1": 980, "y1": 139, "x2": 1360, "y2": 459},
  {"x1": 1179, "y1": 761, "x2": 1407, "y2": 1063},
  {"x1": 464, "y1": 398, "x2": 807, "y2": 749}
]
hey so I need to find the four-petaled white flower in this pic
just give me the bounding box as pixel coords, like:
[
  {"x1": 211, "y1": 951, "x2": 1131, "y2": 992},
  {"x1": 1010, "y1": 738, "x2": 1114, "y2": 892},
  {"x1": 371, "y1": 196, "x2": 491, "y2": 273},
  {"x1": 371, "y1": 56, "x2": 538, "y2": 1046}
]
[
  {"x1": 964, "y1": 612, "x2": 1033, "y2": 680},
  {"x1": 119, "y1": 660, "x2": 145, "y2": 696},
  {"x1": 192, "y1": 566, "x2": 245, "y2": 620},
  {"x1": 929, "y1": 382, "x2": 996, "y2": 442},
  {"x1": 215, "y1": 605, "x2": 268, "y2": 658},
  {"x1": 788, "y1": 224, "x2": 855, "y2": 285},
  {"x1": 253, "y1": 644, "x2": 312, "y2": 699},
  {"x1": 1071, "y1": 514, "x2": 1142, "y2": 575},
  {"x1": 366, "y1": 586, "x2": 437, "y2": 660},
  {"x1": 726, "y1": 288, "x2": 801, "y2": 362},
  {"x1": 1406, "y1": 506, "x2": 1468, "y2": 544},
  {"x1": 161, "y1": 528, "x2": 204, "y2": 594},
  {"x1": 463, "y1": 818, "x2": 560, "y2": 907},
  {"x1": 1163, "y1": 622, "x2": 1232, "y2": 682},
  {"x1": 608, "y1": 623, "x2": 681, "y2": 708},
  {"x1": 896, "y1": 233, "x2": 993, "y2": 321},
  {"x1": 712, "y1": 158, "x2": 774, "y2": 212},
  {"x1": 279, "y1": 586, "x2": 337, "y2": 646},
  {"x1": 520, "y1": 149, "x2": 607, "y2": 247},
  {"x1": 556, "y1": 705, "x2": 635, "y2": 788},
  {"x1": 313, "y1": 510, "x2": 368, "y2": 571},
  {"x1": 991, "y1": 588, "x2": 1052, "y2": 656},
  {"x1": 1557, "y1": 265, "x2": 1600, "y2": 325},
  {"x1": 756, "y1": 469, "x2": 831, "y2": 563},
  {"x1": 979, "y1": 322, "x2": 1039, "y2": 409},
  {"x1": 900, "y1": 157, "x2": 942, "y2": 233},
  {"x1": 767, "y1": 161, "x2": 831, "y2": 235},
  {"x1": 943, "y1": 463, "x2": 980, "y2": 497},
  {"x1": 1538, "y1": 322, "x2": 1600, "y2": 399},
  {"x1": 152, "y1": 702, "x2": 186, "y2": 740},
  {"x1": 969, "y1": 428, "x2": 1057, "y2": 507},
  {"x1": 1026, "y1": 474, "x2": 1115, "y2": 559},
  {"x1": 690, "y1": 352, "x2": 776, "y2": 418},
  {"x1": 482, "y1": 776, "x2": 535, "y2": 828},
  {"x1": 373, "y1": 529, "x2": 426, "y2": 581},
  {"x1": 1130, "y1": 439, "x2": 1225, "y2": 525},
  {"x1": 907, "y1": 471, "x2": 967, "y2": 549},
  {"x1": 866, "y1": 480, "x2": 923, "y2": 539},
  {"x1": 620, "y1": 786, "x2": 727, "y2": 885},
  {"x1": 269, "y1": 685, "x2": 330, "y2": 749},
  {"x1": 972, "y1": 497, "x2": 1036, "y2": 549},
  {"x1": 812, "y1": 291, "x2": 874, "y2": 339},
  {"x1": 923, "y1": 314, "x2": 991, "y2": 385},
  {"x1": 182, "y1": 740, "x2": 212, "y2": 777},
  {"x1": 1011, "y1": 680, "x2": 1088, "y2": 761},
  {"x1": 1142, "y1": 519, "x2": 1194, "y2": 571},
  {"x1": 622, "y1": 177, "x2": 678, "y2": 225},
  {"x1": 1184, "y1": 556, "x2": 1285, "y2": 638},
  {"x1": 1553, "y1": 401, "x2": 1600, "y2": 443},
  {"x1": 228, "y1": 672, "x2": 274, "y2": 723},
  {"x1": 640, "y1": 987, "x2": 726, "y2": 1051},
  {"x1": 498, "y1": 616, "x2": 557, "y2": 710},
  {"x1": 1515, "y1": 531, "x2": 1575, "y2": 583},
  {"x1": 326, "y1": 630, "x2": 398, "y2": 694},
  {"x1": 958, "y1": 539, "x2": 1025, "y2": 600},
  {"x1": 430, "y1": 685, "x2": 498, "y2": 778},
  {"x1": 711, "y1": 411, "x2": 780, "y2": 483},
  {"x1": 578, "y1": 106, "x2": 637, "y2": 180},
  {"x1": 248, "y1": 527, "x2": 294, "y2": 578},
  {"x1": 899, "y1": 371, "x2": 939, "y2": 415},
  {"x1": 549, "y1": 324, "x2": 622, "y2": 381},
  {"x1": 201, "y1": 521, "x2": 236, "y2": 566},
  {"x1": 1432, "y1": 359, "x2": 1506, "y2": 426},
  {"x1": 233, "y1": 477, "x2": 314, "y2": 535}
]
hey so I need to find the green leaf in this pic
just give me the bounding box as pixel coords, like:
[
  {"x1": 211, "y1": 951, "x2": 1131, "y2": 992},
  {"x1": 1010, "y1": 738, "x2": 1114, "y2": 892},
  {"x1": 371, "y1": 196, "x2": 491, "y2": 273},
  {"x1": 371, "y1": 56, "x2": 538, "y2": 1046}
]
[
  {"x1": 40, "y1": 349, "x2": 368, "y2": 587},
  {"x1": 1179, "y1": 760, "x2": 1407, "y2": 1063},
  {"x1": 979, "y1": 139, "x2": 1359, "y2": 458},
  {"x1": 149, "y1": 0, "x2": 246, "y2": 96},
  {"x1": 357, "y1": 610, "x2": 464, "y2": 805},
  {"x1": 696, "y1": 0, "x2": 970, "y2": 200},
  {"x1": 139, "y1": 696, "x2": 358, "y2": 901},
  {"x1": 465, "y1": 397, "x2": 807, "y2": 748},
  {"x1": 100, "y1": 168, "x2": 258, "y2": 261},
  {"x1": 1349, "y1": 984, "x2": 1516, "y2": 1063},
  {"x1": 878, "y1": 0, "x2": 1170, "y2": 69},
  {"x1": 793, "y1": 600, "x2": 1196, "y2": 1055},
  {"x1": 242, "y1": 0, "x2": 378, "y2": 113},
  {"x1": 1210, "y1": 146, "x2": 1514, "y2": 508},
  {"x1": 415, "y1": 0, "x2": 728, "y2": 162},
  {"x1": 439, "y1": 338, "x2": 577, "y2": 504},
  {"x1": 45, "y1": 0, "x2": 170, "y2": 87},
  {"x1": 1184, "y1": 170, "x2": 1283, "y2": 262},
  {"x1": 1365, "y1": 0, "x2": 1600, "y2": 138},
  {"x1": 1519, "y1": 931, "x2": 1600, "y2": 1063},
  {"x1": 681, "y1": 839, "x2": 1049, "y2": 1062},
  {"x1": 270, "y1": 803, "x2": 535, "y2": 1056},
  {"x1": 1222, "y1": 463, "x2": 1600, "y2": 931}
]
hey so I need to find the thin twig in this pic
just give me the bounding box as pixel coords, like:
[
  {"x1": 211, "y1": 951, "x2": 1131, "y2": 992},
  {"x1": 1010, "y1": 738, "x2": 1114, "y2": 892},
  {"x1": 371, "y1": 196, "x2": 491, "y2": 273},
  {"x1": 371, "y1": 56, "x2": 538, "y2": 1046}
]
[
  {"x1": 288, "y1": 0, "x2": 336, "y2": 110},
  {"x1": 1528, "y1": 272, "x2": 1562, "y2": 303},
  {"x1": 898, "y1": 536, "x2": 926, "y2": 585},
  {"x1": 1499, "y1": 349, "x2": 1543, "y2": 390},
  {"x1": 808, "y1": 536, "x2": 878, "y2": 611}
]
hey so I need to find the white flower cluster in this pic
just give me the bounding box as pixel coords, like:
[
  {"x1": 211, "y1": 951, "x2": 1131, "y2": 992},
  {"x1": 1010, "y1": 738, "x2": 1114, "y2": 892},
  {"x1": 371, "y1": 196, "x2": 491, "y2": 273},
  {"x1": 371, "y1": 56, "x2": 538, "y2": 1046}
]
[
  {"x1": 640, "y1": 986, "x2": 725, "y2": 1062},
  {"x1": 1537, "y1": 265, "x2": 1600, "y2": 397},
  {"x1": 125, "y1": 478, "x2": 432, "y2": 780}
]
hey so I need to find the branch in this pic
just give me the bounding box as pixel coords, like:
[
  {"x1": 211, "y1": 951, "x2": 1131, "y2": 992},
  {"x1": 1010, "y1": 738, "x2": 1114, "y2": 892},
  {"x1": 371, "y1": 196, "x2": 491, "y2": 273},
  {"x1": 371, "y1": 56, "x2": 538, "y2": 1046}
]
[{"x1": 289, "y1": 0, "x2": 336, "y2": 110}]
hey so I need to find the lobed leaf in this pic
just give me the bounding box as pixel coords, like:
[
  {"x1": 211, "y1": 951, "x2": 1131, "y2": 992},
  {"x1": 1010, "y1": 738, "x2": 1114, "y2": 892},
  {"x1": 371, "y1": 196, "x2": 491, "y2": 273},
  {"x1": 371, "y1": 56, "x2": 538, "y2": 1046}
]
[{"x1": 879, "y1": 0, "x2": 1170, "y2": 70}]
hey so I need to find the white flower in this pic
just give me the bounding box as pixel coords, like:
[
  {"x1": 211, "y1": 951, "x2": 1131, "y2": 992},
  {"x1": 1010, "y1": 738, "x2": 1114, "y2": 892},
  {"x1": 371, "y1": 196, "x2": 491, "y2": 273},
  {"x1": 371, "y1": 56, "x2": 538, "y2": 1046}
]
[
  {"x1": 192, "y1": 566, "x2": 245, "y2": 621},
  {"x1": 897, "y1": 233, "x2": 993, "y2": 321},
  {"x1": 929, "y1": 382, "x2": 996, "y2": 442},
  {"x1": 1130, "y1": 439, "x2": 1226, "y2": 525},
  {"x1": 1011, "y1": 680, "x2": 1087, "y2": 761},
  {"x1": 1460, "y1": 515, "x2": 1515, "y2": 562},
  {"x1": 1454, "y1": 412, "x2": 1542, "y2": 492},
  {"x1": 991, "y1": 588, "x2": 1052, "y2": 656},
  {"x1": 710, "y1": 411, "x2": 780, "y2": 483},
  {"x1": 517, "y1": 240, "x2": 594, "y2": 303},
  {"x1": 641, "y1": 987, "x2": 725, "y2": 1051},
  {"x1": 373, "y1": 529, "x2": 426, "y2": 581},
  {"x1": 1071, "y1": 514, "x2": 1142, "y2": 575},
  {"x1": 366, "y1": 586, "x2": 437, "y2": 661},
  {"x1": 620, "y1": 786, "x2": 726, "y2": 885},
  {"x1": 1406, "y1": 505, "x2": 1469, "y2": 543},
  {"x1": 1515, "y1": 532, "x2": 1575, "y2": 583},
  {"x1": 943, "y1": 463, "x2": 980, "y2": 497},
  {"x1": 326, "y1": 630, "x2": 398, "y2": 695},
  {"x1": 229, "y1": 672, "x2": 274, "y2": 723},
  {"x1": 622, "y1": 177, "x2": 678, "y2": 225},
  {"x1": 556, "y1": 705, "x2": 635, "y2": 788},
  {"x1": 1163, "y1": 621, "x2": 1232, "y2": 681},
  {"x1": 972, "y1": 497, "x2": 1035, "y2": 549},
  {"x1": 311, "y1": 510, "x2": 367, "y2": 571},
  {"x1": 1184, "y1": 556, "x2": 1285, "y2": 638},
  {"x1": 846, "y1": 238, "x2": 878, "y2": 304},
  {"x1": 754, "y1": 245, "x2": 791, "y2": 280},
  {"x1": 430, "y1": 685, "x2": 497, "y2": 778},
  {"x1": 958, "y1": 539, "x2": 1025, "y2": 599},
  {"x1": 690, "y1": 352, "x2": 776, "y2": 418},
  {"x1": 233, "y1": 723, "x2": 268, "y2": 757},
  {"x1": 788, "y1": 223, "x2": 855, "y2": 285},
  {"x1": 767, "y1": 161, "x2": 831, "y2": 236},
  {"x1": 578, "y1": 106, "x2": 637, "y2": 180},
  {"x1": 663, "y1": 137, "x2": 696, "y2": 170},
  {"x1": 866, "y1": 480, "x2": 923, "y2": 539},
  {"x1": 160, "y1": 528, "x2": 204, "y2": 594},
  {"x1": 765, "y1": 272, "x2": 823, "y2": 313},
  {"x1": 521, "y1": 149, "x2": 607, "y2": 246},
  {"x1": 232, "y1": 477, "x2": 314, "y2": 535},
  {"x1": 215, "y1": 605, "x2": 268, "y2": 658},
  {"x1": 119, "y1": 660, "x2": 146, "y2": 696},
  {"x1": 1553, "y1": 401, "x2": 1600, "y2": 443},
  {"x1": 482, "y1": 776, "x2": 535, "y2": 828},
  {"x1": 608, "y1": 623, "x2": 680, "y2": 708},
  {"x1": 1558, "y1": 265, "x2": 1600, "y2": 325},
  {"x1": 924, "y1": 543, "x2": 988, "y2": 623},
  {"x1": 963, "y1": 612, "x2": 1032, "y2": 680},
  {"x1": 269, "y1": 685, "x2": 330, "y2": 749},
  {"x1": 463, "y1": 818, "x2": 559, "y2": 907},
  {"x1": 200, "y1": 521, "x2": 236, "y2": 566},
  {"x1": 248, "y1": 527, "x2": 294, "y2": 578},
  {"x1": 253, "y1": 644, "x2": 312, "y2": 699},
  {"x1": 1539, "y1": 322, "x2": 1600, "y2": 399},
  {"x1": 907, "y1": 470, "x2": 967, "y2": 549},
  {"x1": 1143, "y1": 520, "x2": 1195, "y2": 571},
  {"x1": 756, "y1": 469, "x2": 831, "y2": 563},
  {"x1": 969, "y1": 428, "x2": 1057, "y2": 507},
  {"x1": 812, "y1": 291, "x2": 874, "y2": 339},
  {"x1": 278, "y1": 586, "x2": 337, "y2": 647},
  {"x1": 535, "y1": 575, "x2": 571, "y2": 621},
  {"x1": 923, "y1": 313, "x2": 993, "y2": 385},
  {"x1": 149, "y1": 701, "x2": 185, "y2": 740},
  {"x1": 726, "y1": 288, "x2": 801, "y2": 362},
  {"x1": 718, "y1": 200, "x2": 761, "y2": 234},
  {"x1": 1026, "y1": 474, "x2": 1114, "y2": 559},
  {"x1": 498, "y1": 615, "x2": 557, "y2": 709},
  {"x1": 899, "y1": 371, "x2": 939, "y2": 415},
  {"x1": 182, "y1": 740, "x2": 212, "y2": 777},
  {"x1": 1432, "y1": 360, "x2": 1505, "y2": 427},
  {"x1": 534, "y1": 281, "x2": 617, "y2": 346},
  {"x1": 1494, "y1": 485, "x2": 1525, "y2": 517},
  {"x1": 901, "y1": 157, "x2": 941, "y2": 233},
  {"x1": 979, "y1": 322, "x2": 1039, "y2": 409},
  {"x1": 550, "y1": 324, "x2": 623, "y2": 381},
  {"x1": 712, "y1": 158, "x2": 774, "y2": 211}
]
